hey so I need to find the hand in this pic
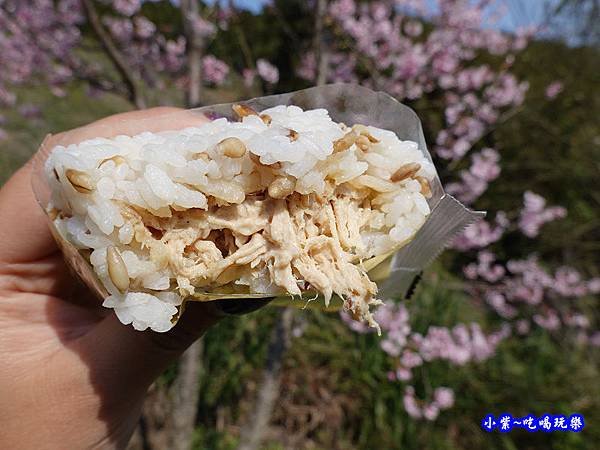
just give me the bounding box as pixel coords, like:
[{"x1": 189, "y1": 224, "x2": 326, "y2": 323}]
[{"x1": 0, "y1": 108, "x2": 221, "y2": 449}]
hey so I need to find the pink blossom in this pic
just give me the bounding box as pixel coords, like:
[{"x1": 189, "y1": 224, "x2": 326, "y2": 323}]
[
  {"x1": 104, "y1": 17, "x2": 134, "y2": 42},
  {"x1": 444, "y1": 104, "x2": 464, "y2": 126},
  {"x1": 0, "y1": 88, "x2": 17, "y2": 106},
  {"x1": 545, "y1": 81, "x2": 563, "y2": 99},
  {"x1": 475, "y1": 103, "x2": 499, "y2": 123},
  {"x1": 58, "y1": 0, "x2": 85, "y2": 24},
  {"x1": 329, "y1": 0, "x2": 356, "y2": 20},
  {"x1": 423, "y1": 404, "x2": 440, "y2": 421},
  {"x1": 202, "y1": 55, "x2": 229, "y2": 85},
  {"x1": 242, "y1": 68, "x2": 256, "y2": 87},
  {"x1": 112, "y1": 0, "x2": 141, "y2": 17},
  {"x1": 564, "y1": 313, "x2": 589, "y2": 328},
  {"x1": 416, "y1": 322, "x2": 508, "y2": 366},
  {"x1": 371, "y1": 2, "x2": 390, "y2": 21},
  {"x1": 533, "y1": 310, "x2": 561, "y2": 331},
  {"x1": 381, "y1": 338, "x2": 403, "y2": 357},
  {"x1": 256, "y1": 59, "x2": 279, "y2": 84},
  {"x1": 134, "y1": 16, "x2": 156, "y2": 39},
  {"x1": 466, "y1": 254, "x2": 597, "y2": 335},
  {"x1": 49, "y1": 65, "x2": 74, "y2": 85},
  {"x1": 347, "y1": 300, "x2": 509, "y2": 405},
  {"x1": 518, "y1": 191, "x2": 567, "y2": 238},
  {"x1": 516, "y1": 319, "x2": 530, "y2": 335},
  {"x1": 400, "y1": 350, "x2": 423, "y2": 368},
  {"x1": 0, "y1": 0, "x2": 84, "y2": 102},
  {"x1": 401, "y1": 385, "x2": 457, "y2": 421},
  {"x1": 396, "y1": 367, "x2": 412, "y2": 381},
  {"x1": 50, "y1": 86, "x2": 67, "y2": 97},
  {"x1": 296, "y1": 52, "x2": 316, "y2": 81},
  {"x1": 163, "y1": 37, "x2": 186, "y2": 72},
  {"x1": 433, "y1": 387, "x2": 455, "y2": 409},
  {"x1": 589, "y1": 332, "x2": 600, "y2": 347},
  {"x1": 394, "y1": 45, "x2": 428, "y2": 80},
  {"x1": 403, "y1": 20, "x2": 423, "y2": 37},
  {"x1": 216, "y1": 6, "x2": 233, "y2": 29},
  {"x1": 374, "y1": 303, "x2": 411, "y2": 333},
  {"x1": 446, "y1": 148, "x2": 501, "y2": 202},
  {"x1": 189, "y1": 15, "x2": 216, "y2": 39},
  {"x1": 512, "y1": 26, "x2": 534, "y2": 51},
  {"x1": 484, "y1": 291, "x2": 517, "y2": 318},
  {"x1": 449, "y1": 138, "x2": 470, "y2": 159},
  {"x1": 401, "y1": 385, "x2": 455, "y2": 421},
  {"x1": 453, "y1": 212, "x2": 507, "y2": 251},
  {"x1": 340, "y1": 311, "x2": 374, "y2": 333},
  {"x1": 485, "y1": 74, "x2": 528, "y2": 107},
  {"x1": 471, "y1": 323, "x2": 500, "y2": 360},
  {"x1": 403, "y1": 387, "x2": 422, "y2": 419},
  {"x1": 588, "y1": 278, "x2": 600, "y2": 294},
  {"x1": 554, "y1": 267, "x2": 586, "y2": 297},
  {"x1": 329, "y1": 52, "x2": 358, "y2": 84},
  {"x1": 464, "y1": 251, "x2": 506, "y2": 282}
]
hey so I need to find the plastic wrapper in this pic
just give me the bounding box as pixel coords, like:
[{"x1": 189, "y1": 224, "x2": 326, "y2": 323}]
[{"x1": 31, "y1": 84, "x2": 483, "y2": 316}]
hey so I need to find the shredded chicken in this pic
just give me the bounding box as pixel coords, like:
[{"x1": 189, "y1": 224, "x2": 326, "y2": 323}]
[{"x1": 119, "y1": 187, "x2": 382, "y2": 328}]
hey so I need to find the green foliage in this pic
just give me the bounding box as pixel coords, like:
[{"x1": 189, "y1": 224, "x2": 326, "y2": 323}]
[
  {"x1": 489, "y1": 41, "x2": 600, "y2": 270},
  {"x1": 193, "y1": 269, "x2": 599, "y2": 449},
  {"x1": 0, "y1": 82, "x2": 131, "y2": 185}
]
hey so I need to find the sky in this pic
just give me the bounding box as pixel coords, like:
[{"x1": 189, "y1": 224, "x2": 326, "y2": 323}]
[
  {"x1": 231, "y1": 0, "x2": 270, "y2": 12},
  {"x1": 205, "y1": 0, "x2": 557, "y2": 33},
  {"x1": 203, "y1": 0, "x2": 270, "y2": 13},
  {"x1": 492, "y1": 0, "x2": 557, "y2": 32}
]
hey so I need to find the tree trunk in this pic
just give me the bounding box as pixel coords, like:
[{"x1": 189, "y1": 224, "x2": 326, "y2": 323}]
[
  {"x1": 181, "y1": 0, "x2": 204, "y2": 108},
  {"x1": 236, "y1": 308, "x2": 295, "y2": 450},
  {"x1": 82, "y1": 0, "x2": 147, "y2": 109},
  {"x1": 169, "y1": 340, "x2": 203, "y2": 450},
  {"x1": 128, "y1": 340, "x2": 204, "y2": 450},
  {"x1": 314, "y1": 0, "x2": 330, "y2": 86}
]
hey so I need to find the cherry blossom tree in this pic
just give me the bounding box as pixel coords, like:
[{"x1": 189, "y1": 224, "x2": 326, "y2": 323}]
[
  {"x1": 0, "y1": 0, "x2": 278, "y2": 115},
  {"x1": 293, "y1": 0, "x2": 598, "y2": 421}
]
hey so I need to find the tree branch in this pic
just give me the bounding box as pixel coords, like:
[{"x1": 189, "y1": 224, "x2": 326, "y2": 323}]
[
  {"x1": 314, "y1": 0, "x2": 330, "y2": 86},
  {"x1": 181, "y1": 0, "x2": 204, "y2": 108},
  {"x1": 169, "y1": 340, "x2": 203, "y2": 450},
  {"x1": 131, "y1": 340, "x2": 204, "y2": 450},
  {"x1": 82, "y1": 0, "x2": 147, "y2": 109}
]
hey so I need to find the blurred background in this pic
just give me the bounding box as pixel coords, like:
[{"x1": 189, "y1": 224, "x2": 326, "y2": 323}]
[{"x1": 0, "y1": 0, "x2": 598, "y2": 449}]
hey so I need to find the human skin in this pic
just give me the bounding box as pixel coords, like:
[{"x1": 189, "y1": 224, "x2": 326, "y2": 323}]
[{"x1": 0, "y1": 108, "x2": 221, "y2": 449}]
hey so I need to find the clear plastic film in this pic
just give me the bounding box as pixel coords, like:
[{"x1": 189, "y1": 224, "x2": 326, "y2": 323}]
[{"x1": 31, "y1": 84, "x2": 484, "y2": 313}]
